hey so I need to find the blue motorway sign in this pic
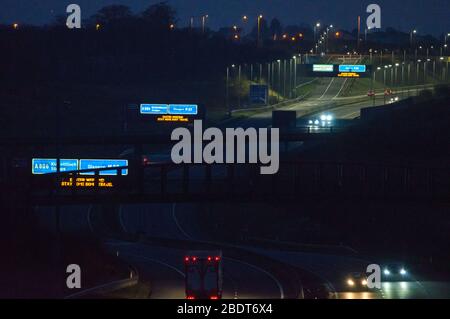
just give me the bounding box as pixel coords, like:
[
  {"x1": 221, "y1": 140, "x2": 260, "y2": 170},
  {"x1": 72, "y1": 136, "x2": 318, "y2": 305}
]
[
  {"x1": 79, "y1": 159, "x2": 128, "y2": 176},
  {"x1": 169, "y1": 104, "x2": 198, "y2": 115},
  {"x1": 32, "y1": 159, "x2": 79, "y2": 175},
  {"x1": 339, "y1": 65, "x2": 367, "y2": 73},
  {"x1": 140, "y1": 104, "x2": 198, "y2": 115},
  {"x1": 140, "y1": 104, "x2": 168, "y2": 115},
  {"x1": 249, "y1": 85, "x2": 268, "y2": 105}
]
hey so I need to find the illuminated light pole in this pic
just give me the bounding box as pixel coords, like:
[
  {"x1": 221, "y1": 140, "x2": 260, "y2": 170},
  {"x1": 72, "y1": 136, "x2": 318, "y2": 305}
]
[
  {"x1": 277, "y1": 59, "x2": 281, "y2": 103},
  {"x1": 293, "y1": 56, "x2": 298, "y2": 97},
  {"x1": 410, "y1": 29, "x2": 417, "y2": 47},
  {"x1": 257, "y1": 15, "x2": 264, "y2": 48},
  {"x1": 13, "y1": 23, "x2": 19, "y2": 30},
  {"x1": 444, "y1": 33, "x2": 450, "y2": 46},
  {"x1": 96, "y1": 23, "x2": 101, "y2": 31},
  {"x1": 314, "y1": 22, "x2": 321, "y2": 52},
  {"x1": 201, "y1": 15, "x2": 209, "y2": 34}
]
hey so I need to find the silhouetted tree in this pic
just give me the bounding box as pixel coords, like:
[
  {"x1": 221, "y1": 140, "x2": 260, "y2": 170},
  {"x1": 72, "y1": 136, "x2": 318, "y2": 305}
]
[
  {"x1": 141, "y1": 2, "x2": 177, "y2": 30},
  {"x1": 270, "y1": 18, "x2": 283, "y2": 40},
  {"x1": 92, "y1": 5, "x2": 133, "y2": 25}
]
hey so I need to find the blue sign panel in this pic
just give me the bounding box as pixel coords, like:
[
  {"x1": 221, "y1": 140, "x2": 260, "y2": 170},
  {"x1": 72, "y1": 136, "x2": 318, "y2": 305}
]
[
  {"x1": 32, "y1": 159, "x2": 79, "y2": 175},
  {"x1": 140, "y1": 104, "x2": 168, "y2": 115},
  {"x1": 249, "y1": 85, "x2": 268, "y2": 105},
  {"x1": 79, "y1": 159, "x2": 128, "y2": 176},
  {"x1": 339, "y1": 65, "x2": 367, "y2": 73},
  {"x1": 168, "y1": 104, "x2": 198, "y2": 115}
]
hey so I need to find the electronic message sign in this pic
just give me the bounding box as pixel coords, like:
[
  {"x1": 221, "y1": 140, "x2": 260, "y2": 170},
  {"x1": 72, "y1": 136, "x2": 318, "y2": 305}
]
[
  {"x1": 304, "y1": 64, "x2": 372, "y2": 78},
  {"x1": 140, "y1": 104, "x2": 199, "y2": 123}
]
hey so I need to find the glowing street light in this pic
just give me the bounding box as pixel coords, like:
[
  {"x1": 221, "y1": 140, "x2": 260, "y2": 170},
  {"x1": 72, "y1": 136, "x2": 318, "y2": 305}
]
[
  {"x1": 13, "y1": 23, "x2": 19, "y2": 30},
  {"x1": 201, "y1": 14, "x2": 209, "y2": 34},
  {"x1": 314, "y1": 22, "x2": 321, "y2": 48},
  {"x1": 257, "y1": 14, "x2": 264, "y2": 47},
  {"x1": 410, "y1": 29, "x2": 417, "y2": 47}
]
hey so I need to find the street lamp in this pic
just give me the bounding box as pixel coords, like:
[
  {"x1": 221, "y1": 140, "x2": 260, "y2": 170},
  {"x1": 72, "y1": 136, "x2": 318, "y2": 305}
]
[
  {"x1": 13, "y1": 23, "x2": 19, "y2": 30},
  {"x1": 257, "y1": 15, "x2": 264, "y2": 47},
  {"x1": 445, "y1": 33, "x2": 450, "y2": 46},
  {"x1": 314, "y1": 22, "x2": 321, "y2": 43},
  {"x1": 410, "y1": 29, "x2": 417, "y2": 47},
  {"x1": 201, "y1": 15, "x2": 209, "y2": 34}
]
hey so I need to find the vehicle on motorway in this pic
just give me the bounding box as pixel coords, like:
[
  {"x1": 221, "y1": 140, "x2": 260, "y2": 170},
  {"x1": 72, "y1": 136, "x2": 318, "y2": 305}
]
[
  {"x1": 346, "y1": 272, "x2": 369, "y2": 291},
  {"x1": 387, "y1": 96, "x2": 400, "y2": 104},
  {"x1": 367, "y1": 90, "x2": 375, "y2": 97},
  {"x1": 119, "y1": 148, "x2": 172, "y2": 166},
  {"x1": 185, "y1": 251, "x2": 223, "y2": 300},
  {"x1": 308, "y1": 114, "x2": 334, "y2": 129},
  {"x1": 382, "y1": 263, "x2": 410, "y2": 281}
]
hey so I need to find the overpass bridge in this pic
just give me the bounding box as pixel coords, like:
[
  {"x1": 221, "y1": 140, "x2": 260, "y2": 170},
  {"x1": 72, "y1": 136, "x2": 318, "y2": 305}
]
[
  {"x1": 7, "y1": 160, "x2": 449, "y2": 206},
  {"x1": 1, "y1": 130, "x2": 449, "y2": 206}
]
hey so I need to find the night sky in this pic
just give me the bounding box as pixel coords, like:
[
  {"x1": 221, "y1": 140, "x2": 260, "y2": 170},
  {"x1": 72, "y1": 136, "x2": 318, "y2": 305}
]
[{"x1": 1, "y1": 0, "x2": 449, "y2": 35}]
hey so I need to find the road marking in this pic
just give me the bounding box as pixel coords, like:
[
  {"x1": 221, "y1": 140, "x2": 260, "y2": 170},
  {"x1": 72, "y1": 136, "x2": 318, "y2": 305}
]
[
  {"x1": 125, "y1": 253, "x2": 186, "y2": 278},
  {"x1": 225, "y1": 257, "x2": 285, "y2": 299},
  {"x1": 119, "y1": 205, "x2": 128, "y2": 233},
  {"x1": 341, "y1": 110, "x2": 361, "y2": 119},
  {"x1": 333, "y1": 78, "x2": 348, "y2": 99},
  {"x1": 172, "y1": 203, "x2": 194, "y2": 240},
  {"x1": 319, "y1": 78, "x2": 335, "y2": 100}
]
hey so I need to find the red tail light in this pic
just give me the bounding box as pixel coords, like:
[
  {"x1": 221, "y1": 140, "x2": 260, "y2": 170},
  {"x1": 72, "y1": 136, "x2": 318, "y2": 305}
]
[
  {"x1": 184, "y1": 257, "x2": 190, "y2": 263},
  {"x1": 215, "y1": 257, "x2": 221, "y2": 262},
  {"x1": 142, "y1": 156, "x2": 150, "y2": 166},
  {"x1": 207, "y1": 257, "x2": 212, "y2": 262},
  {"x1": 210, "y1": 296, "x2": 219, "y2": 300},
  {"x1": 192, "y1": 257, "x2": 197, "y2": 262},
  {"x1": 186, "y1": 296, "x2": 195, "y2": 300}
]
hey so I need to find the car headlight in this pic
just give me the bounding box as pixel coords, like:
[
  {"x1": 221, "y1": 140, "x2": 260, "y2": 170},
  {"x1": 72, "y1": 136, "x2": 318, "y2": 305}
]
[
  {"x1": 362, "y1": 280, "x2": 368, "y2": 286},
  {"x1": 326, "y1": 115, "x2": 333, "y2": 121},
  {"x1": 400, "y1": 269, "x2": 407, "y2": 276},
  {"x1": 384, "y1": 269, "x2": 391, "y2": 276},
  {"x1": 347, "y1": 279, "x2": 355, "y2": 286}
]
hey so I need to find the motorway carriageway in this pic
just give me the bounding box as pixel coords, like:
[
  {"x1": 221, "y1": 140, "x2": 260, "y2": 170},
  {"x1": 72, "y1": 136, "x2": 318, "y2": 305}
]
[{"x1": 34, "y1": 204, "x2": 450, "y2": 299}]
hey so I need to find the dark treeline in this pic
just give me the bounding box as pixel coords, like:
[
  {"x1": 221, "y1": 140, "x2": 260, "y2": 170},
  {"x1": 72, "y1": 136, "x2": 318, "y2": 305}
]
[
  {"x1": 0, "y1": 3, "x2": 290, "y2": 87},
  {"x1": 1, "y1": 2, "x2": 444, "y2": 87}
]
